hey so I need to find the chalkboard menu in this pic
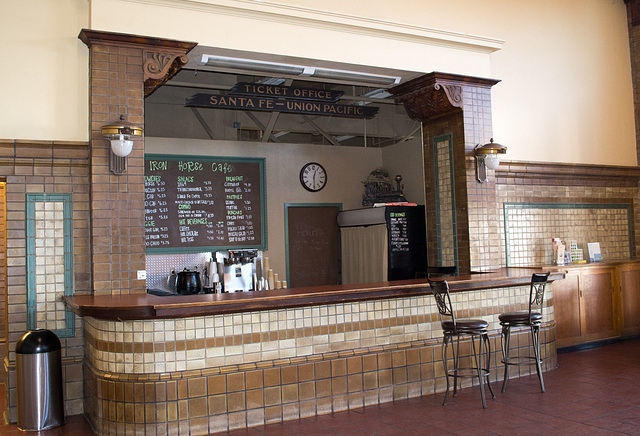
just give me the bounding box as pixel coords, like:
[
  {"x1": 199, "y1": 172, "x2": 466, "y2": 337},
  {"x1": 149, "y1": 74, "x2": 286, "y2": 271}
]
[
  {"x1": 144, "y1": 154, "x2": 267, "y2": 253},
  {"x1": 388, "y1": 211, "x2": 410, "y2": 253},
  {"x1": 384, "y1": 206, "x2": 427, "y2": 280}
]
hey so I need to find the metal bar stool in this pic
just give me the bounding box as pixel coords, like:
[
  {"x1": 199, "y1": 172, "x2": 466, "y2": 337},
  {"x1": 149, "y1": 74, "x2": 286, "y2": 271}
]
[
  {"x1": 429, "y1": 279, "x2": 495, "y2": 408},
  {"x1": 499, "y1": 272, "x2": 550, "y2": 393}
]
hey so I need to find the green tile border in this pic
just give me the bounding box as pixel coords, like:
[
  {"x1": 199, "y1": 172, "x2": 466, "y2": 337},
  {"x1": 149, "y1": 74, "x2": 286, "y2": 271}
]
[
  {"x1": 503, "y1": 202, "x2": 633, "y2": 267},
  {"x1": 25, "y1": 193, "x2": 75, "y2": 337},
  {"x1": 433, "y1": 134, "x2": 457, "y2": 271}
]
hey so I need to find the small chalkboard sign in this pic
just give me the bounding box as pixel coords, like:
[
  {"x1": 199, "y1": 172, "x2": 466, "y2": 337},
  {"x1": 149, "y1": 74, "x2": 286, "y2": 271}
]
[{"x1": 144, "y1": 154, "x2": 267, "y2": 253}]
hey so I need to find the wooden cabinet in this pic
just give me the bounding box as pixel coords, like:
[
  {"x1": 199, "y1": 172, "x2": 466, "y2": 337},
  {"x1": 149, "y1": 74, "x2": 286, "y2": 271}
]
[
  {"x1": 619, "y1": 263, "x2": 640, "y2": 335},
  {"x1": 552, "y1": 263, "x2": 633, "y2": 348},
  {"x1": 552, "y1": 271, "x2": 581, "y2": 348}
]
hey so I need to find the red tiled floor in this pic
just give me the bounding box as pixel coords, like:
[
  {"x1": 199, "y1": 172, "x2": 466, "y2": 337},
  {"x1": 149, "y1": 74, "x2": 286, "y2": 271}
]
[{"x1": 2, "y1": 339, "x2": 640, "y2": 435}]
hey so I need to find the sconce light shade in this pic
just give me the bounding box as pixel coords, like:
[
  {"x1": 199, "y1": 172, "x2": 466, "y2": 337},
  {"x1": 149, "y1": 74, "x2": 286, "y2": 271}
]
[
  {"x1": 110, "y1": 134, "x2": 134, "y2": 157},
  {"x1": 484, "y1": 153, "x2": 501, "y2": 170},
  {"x1": 101, "y1": 115, "x2": 143, "y2": 158},
  {"x1": 474, "y1": 138, "x2": 507, "y2": 182}
]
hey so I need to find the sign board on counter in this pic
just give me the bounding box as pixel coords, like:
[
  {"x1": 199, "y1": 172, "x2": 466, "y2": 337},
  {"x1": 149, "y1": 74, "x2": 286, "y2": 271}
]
[{"x1": 144, "y1": 154, "x2": 267, "y2": 253}]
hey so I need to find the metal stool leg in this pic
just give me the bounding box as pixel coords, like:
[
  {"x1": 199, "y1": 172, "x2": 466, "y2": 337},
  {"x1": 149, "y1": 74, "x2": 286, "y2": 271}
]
[
  {"x1": 442, "y1": 334, "x2": 451, "y2": 406},
  {"x1": 501, "y1": 324, "x2": 511, "y2": 393},
  {"x1": 531, "y1": 324, "x2": 545, "y2": 393},
  {"x1": 483, "y1": 333, "x2": 496, "y2": 400},
  {"x1": 472, "y1": 334, "x2": 487, "y2": 408},
  {"x1": 453, "y1": 335, "x2": 461, "y2": 397}
]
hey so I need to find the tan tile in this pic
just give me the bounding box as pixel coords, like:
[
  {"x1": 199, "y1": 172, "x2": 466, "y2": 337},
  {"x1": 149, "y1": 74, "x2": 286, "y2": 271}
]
[
  {"x1": 178, "y1": 399, "x2": 189, "y2": 420},
  {"x1": 299, "y1": 381, "x2": 315, "y2": 401},
  {"x1": 166, "y1": 401, "x2": 178, "y2": 422},
  {"x1": 315, "y1": 361, "x2": 331, "y2": 379},
  {"x1": 298, "y1": 363, "x2": 314, "y2": 382},
  {"x1": 281, "y1": 365, "x2": 298, "y2": 384},
  {"x1": 227, "y1": 392, "x2": 246, "y2": 413},
  {"x1": 348, "y1": 374, "x2": 363, "y2": 393},
  {"x1": 246, "y1": 370, "x2": 263, "y2": 389},
  {"x1": 331, "y1": 358, "x2": 346, "y2": 377},
  {"x1": 263, "y1": 368, "x2": 281, "y2": 387},
  {"x1": 362, "y1": 354, "x2": 378, "y2": 372},
  {"x1": 188, "y1": 377, "x2": 207, "y2": 397},
  {"x1": 332, "y1": 376, "x2": 347, "y2": 395},
  {"x1": 265, "y1": 405, "x2": 282, "y2": 424},
  {"x1": 264, "y1": 386, "x2": 282, "y2": 407},
  {"x1": 347, "y1": 356, "x2": 362, "y2": 374},
  {"x1": 246, "y1": 389, "x2": 264, "y2": 409},
  {"x1": 208, "y1": 394, "x2": 227, "y2": 415},
  {"x1": 315, "y1": 379, "x2": 331, "y2": 398},
  {"x1": 189, "y1": 397, "x2": 208, "y2": 418},
  {"x1": 379, "y1": 369, "x2": 392, "y2": 387},
  {"x1": 392, "y1": 350, "x2": 406, "y2": 367},
  {"x1": 208, "y1": 374, "x2": 226, "y2": 395},
  {"x1": 177, "y1": 380, "x2": 188, "y2": 400},
  {"x1": 282, "y1": 383, "x2": 299, "y2": 403},
  {"x1": 227, "y1": 373, "x2": 245, "y2": 392},
  {"x1": 407, "y1": 365, "x2": 421, "y2": 383},
  {"x1": 299, "y1": 400, "x2": 316, "y2": 418},
  {"x1": 378, "y1": 352, "x2": 392, "y2": 370},
  {"x1": 363, "y1": 371, "x2": 378, "y2": 390}
]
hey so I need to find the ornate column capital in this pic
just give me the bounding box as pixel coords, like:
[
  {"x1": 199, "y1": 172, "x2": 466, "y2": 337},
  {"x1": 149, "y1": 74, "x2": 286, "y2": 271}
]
[
  {"x1": 390, "y1": 72, "x2": 499, "y2": 122},
  {"x1": 78, "y1": 29, "x2": 197, "y2": 96}
]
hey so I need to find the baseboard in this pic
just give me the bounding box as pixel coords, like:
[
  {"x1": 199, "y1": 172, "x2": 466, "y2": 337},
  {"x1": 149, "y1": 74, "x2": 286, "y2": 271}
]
[{"x1": 557, "y1": 334, "x2": 640, "y2": 354}]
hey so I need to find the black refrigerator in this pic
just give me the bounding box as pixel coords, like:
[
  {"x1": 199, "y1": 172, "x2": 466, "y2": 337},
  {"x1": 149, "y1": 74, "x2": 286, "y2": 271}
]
[{"x1": 337, "y1": 205, "x2": 427, "y2": 283}]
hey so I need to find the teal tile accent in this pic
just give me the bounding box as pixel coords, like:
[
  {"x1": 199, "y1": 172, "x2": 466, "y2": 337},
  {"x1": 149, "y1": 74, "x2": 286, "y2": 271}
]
[
  {"x1": 25, "y1": 193, "x2": 75, "y2": 338},
  {"x1": 433, "y1": 134, "x2": 457, "y2": 271}
]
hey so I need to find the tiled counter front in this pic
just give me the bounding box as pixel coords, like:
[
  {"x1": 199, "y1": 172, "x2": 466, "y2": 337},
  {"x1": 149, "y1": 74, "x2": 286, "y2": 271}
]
[{"x1": 81, "y1": 284, "x2": 557, "y2": 435}]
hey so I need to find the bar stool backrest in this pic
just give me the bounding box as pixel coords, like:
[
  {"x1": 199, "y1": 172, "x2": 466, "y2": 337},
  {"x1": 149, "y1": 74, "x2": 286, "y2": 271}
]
[
  {"x1": 429, "y1": 279, "x2": 457, "y2": 331},
  {"x1": 529, "y1": 272, "x2": 551, "y2": 322}
]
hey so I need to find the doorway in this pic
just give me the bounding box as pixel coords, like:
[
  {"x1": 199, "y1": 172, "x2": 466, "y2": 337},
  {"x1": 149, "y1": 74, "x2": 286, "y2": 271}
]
[{"x1": 284, "y1": 203, "x2": 341, "y2": 288}]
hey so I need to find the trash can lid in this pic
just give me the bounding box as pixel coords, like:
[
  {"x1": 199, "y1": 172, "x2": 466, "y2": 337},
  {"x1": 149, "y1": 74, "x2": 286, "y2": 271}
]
[{"x1": 16, "y1": 329, "x2": 61, "y2": 354}]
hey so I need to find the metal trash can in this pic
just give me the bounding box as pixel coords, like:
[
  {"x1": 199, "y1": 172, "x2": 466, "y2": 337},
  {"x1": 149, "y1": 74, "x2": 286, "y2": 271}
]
[{"x1": 16, "y1": 329, "x2": 65, "y2": 430}]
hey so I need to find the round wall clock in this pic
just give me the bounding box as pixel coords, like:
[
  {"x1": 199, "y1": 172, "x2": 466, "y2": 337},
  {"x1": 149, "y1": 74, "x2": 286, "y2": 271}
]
[{"x1": 300, "y1": 162, "x2": 327, "y2": 192}]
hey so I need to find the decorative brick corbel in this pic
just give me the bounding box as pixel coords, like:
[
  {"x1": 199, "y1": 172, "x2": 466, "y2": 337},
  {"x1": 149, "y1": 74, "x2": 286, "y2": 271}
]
[{"x1": 143, "y1": 50, "x2": 190, "y2": 97}]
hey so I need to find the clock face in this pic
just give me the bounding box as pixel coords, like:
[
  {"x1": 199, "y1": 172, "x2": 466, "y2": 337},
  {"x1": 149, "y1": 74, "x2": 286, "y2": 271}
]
[{"x1": 300, "y1": 162, "x2": 327, "y2": 192}]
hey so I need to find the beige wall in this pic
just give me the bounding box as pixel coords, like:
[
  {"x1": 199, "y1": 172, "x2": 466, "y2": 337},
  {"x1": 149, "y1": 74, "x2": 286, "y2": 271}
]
[
  {"x1": 0, "y1": 0, "x2": 89, "y2": 141},
  {"x1": 1, "y1": 0, "x2": 635, "y2": 165}
]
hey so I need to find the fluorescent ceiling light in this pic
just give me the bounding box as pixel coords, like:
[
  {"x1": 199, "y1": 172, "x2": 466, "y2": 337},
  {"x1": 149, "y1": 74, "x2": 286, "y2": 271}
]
[{"x1": 199, "y1": 55, "x2": 401, "y2": 86}]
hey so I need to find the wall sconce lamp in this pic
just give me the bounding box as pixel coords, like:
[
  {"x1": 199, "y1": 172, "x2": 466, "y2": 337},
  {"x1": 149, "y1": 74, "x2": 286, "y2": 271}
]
[
  {"x1": 474, "y1": 138, "x2": 507, "y2": 182},
  {"x1": 101, "y1": 115, "x2": 143, "y2": 175}
]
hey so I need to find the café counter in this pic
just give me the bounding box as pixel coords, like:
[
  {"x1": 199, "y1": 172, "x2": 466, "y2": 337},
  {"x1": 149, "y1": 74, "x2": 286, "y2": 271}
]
[
  {"x1": 63, "y1": 267, "x2": 564, "y2": 435},
  {"x1": 63, "y1": 267, "x2": 564, "y2": 321}
]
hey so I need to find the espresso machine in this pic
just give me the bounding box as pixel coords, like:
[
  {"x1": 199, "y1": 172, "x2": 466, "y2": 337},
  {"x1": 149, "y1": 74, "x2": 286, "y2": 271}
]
[{"x1": 220, "y1": 250, "x2": 257, "y2": 292}]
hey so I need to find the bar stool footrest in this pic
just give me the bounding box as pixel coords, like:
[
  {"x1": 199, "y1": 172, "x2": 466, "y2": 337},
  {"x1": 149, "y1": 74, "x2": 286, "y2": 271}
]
[
  {"x1": 447, "y1": 368, "x2": 491, "y2": 378},
  {"x1": 501, "y1": 356, "x2": 541, "y2": 366}
]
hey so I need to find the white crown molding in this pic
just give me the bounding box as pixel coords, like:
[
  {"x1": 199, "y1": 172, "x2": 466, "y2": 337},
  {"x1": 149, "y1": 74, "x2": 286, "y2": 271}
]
[{"x1": 113, "y1": 0, "x2": 504, "y2": 53}]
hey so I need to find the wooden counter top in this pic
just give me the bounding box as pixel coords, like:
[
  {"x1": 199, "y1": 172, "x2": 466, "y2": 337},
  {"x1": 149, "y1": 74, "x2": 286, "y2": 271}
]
[
  {"x1": 63, "y1": 267, "x2": 565, "y2": 321},
  {"x1": 537, "y1": 260, "x2": 639, "y2": 271}
]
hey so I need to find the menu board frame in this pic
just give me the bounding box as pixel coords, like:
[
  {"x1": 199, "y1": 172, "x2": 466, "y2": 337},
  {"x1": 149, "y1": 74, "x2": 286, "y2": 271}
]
[{"x1": 144, "y1": 153, "x2": 267, "y2": 254}]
